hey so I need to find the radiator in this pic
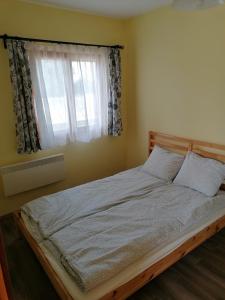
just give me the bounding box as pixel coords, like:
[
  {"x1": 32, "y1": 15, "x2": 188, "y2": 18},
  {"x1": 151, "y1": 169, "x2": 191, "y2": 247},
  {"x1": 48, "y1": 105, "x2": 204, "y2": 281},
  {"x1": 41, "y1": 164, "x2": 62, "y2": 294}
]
[{"x1": 0, "y1": 154, "x2": 65, "y2": 196}]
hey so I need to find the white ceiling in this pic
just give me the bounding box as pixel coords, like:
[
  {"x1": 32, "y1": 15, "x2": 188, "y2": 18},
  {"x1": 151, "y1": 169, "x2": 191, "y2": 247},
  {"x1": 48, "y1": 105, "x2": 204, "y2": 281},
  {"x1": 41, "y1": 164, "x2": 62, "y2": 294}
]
[{"x1": 21, "y1": 0, "x2": 173, "y2": 18}]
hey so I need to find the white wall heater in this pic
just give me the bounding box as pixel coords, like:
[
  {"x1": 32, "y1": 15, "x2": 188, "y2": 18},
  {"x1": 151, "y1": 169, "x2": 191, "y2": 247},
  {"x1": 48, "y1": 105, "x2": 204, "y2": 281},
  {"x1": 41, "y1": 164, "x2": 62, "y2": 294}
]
[{"x1": 0, "y1": 154, "x2": 65, "y2": 196}]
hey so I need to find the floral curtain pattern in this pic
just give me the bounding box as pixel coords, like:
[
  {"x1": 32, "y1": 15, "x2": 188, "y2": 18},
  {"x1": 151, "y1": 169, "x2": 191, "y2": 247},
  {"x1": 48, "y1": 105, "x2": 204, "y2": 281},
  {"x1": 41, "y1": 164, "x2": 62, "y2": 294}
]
[
  {"x1": 108, "y1": 48, "x2": 122, "y2": 136},
  {"x1": 6, "y1": 39, "x2": 41, "y2": 153}
]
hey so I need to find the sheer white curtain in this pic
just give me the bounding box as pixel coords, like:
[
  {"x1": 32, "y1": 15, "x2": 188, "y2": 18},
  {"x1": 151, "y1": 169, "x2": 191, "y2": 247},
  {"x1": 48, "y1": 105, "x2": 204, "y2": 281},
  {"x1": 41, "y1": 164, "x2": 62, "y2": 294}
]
[{"x1": 27, "y1": 43, "x2": 109, "y2": 148}]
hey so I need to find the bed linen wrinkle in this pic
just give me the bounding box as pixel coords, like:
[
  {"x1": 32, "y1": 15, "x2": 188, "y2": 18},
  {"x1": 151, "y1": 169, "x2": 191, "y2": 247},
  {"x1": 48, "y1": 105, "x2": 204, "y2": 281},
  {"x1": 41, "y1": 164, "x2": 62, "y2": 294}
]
[
  {"x1": 21, "y1": 167, "x2": 166, "y2": 240},
  {"x1": 22, "y1": 204, "x2": 225, "y2": 300},
  {"x1": 48, "y1": 184, "x2": 225, "y2": 291}
]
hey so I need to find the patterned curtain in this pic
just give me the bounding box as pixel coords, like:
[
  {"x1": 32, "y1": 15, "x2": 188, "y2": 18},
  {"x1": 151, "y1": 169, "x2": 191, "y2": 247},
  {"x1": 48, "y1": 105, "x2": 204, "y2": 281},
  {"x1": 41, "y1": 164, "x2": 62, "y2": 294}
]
[
  {"x1": 108, "y1": 48, "x2": 122, "y2": 136},
  {"x1": 6, "y1": 40, "x2": 41, "y2": 153}
]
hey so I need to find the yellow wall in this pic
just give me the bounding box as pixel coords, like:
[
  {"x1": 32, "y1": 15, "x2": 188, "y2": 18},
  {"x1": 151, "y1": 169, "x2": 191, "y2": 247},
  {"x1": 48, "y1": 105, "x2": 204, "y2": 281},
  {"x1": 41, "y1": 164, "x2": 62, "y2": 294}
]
[
  {"x1": 126, "y1": 6, "x2": 225, "y2": 167},
  {"x1": 0, "y1": 0, "x2": 127, "y2": 215},
  {"x1": 2, "y1": 1, "x2": 225, "y2": 215}
]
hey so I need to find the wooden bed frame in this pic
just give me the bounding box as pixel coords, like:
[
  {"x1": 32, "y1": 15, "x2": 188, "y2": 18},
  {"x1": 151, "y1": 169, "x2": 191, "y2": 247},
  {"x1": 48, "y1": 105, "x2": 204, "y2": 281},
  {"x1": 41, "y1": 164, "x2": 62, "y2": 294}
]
[{"x1": 14, "y1": 131, "x2": 225, "y2": 300}]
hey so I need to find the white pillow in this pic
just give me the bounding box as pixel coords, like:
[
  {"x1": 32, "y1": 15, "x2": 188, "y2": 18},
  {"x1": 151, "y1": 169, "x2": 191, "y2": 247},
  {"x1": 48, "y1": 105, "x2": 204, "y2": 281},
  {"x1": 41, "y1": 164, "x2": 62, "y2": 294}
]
[
  {"x1": 174, "y1": 151, "x2": 225, "y2": 197},
  {"x1": 142, "y1": 145, "x2": 184, "y2": 181}
]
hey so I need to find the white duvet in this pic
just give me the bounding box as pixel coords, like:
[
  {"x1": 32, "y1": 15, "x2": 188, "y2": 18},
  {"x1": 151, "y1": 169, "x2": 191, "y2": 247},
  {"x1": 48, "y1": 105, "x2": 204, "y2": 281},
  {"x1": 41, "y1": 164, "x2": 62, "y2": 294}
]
[
  {"x1": 22, "y1": 167, "x2": 165, "y2": 241},
  {"x1": 22, "y1": 167, "x2": 225, "y2": 292}
]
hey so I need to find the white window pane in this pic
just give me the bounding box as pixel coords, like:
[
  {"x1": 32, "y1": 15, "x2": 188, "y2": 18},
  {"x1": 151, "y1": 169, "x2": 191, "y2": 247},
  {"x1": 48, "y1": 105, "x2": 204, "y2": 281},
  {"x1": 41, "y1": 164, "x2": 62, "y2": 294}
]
[
  {"x1": 41, "y1": 59, "x2": 69, "y2": 132},
  {"x1": 29, "y1": 45, "x2": 109, "y2": 148},
  {"x1": 72, "y1": 60, "x2": 98, "y2": 124}
]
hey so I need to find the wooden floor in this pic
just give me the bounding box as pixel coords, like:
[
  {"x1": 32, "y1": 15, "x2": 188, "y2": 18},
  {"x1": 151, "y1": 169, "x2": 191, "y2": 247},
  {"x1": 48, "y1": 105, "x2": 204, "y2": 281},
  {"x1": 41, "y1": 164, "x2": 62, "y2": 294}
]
[{"x1": 1, "y1": 215, "x2": 225, "y2": 300}]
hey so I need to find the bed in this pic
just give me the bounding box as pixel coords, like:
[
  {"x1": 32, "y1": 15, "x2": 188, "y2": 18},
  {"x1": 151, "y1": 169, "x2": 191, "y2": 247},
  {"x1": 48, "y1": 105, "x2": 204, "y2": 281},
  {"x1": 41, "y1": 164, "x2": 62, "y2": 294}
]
[{"x1": 14, "y1": 131, "x2": 225, "y2": 300}]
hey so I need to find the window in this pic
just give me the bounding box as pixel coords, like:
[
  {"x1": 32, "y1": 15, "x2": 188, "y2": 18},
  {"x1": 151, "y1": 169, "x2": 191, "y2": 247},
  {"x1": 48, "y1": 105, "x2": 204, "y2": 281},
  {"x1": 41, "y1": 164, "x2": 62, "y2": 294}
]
[{"x1": 28, "y1": 44, "x2": 109, "y2": 148}]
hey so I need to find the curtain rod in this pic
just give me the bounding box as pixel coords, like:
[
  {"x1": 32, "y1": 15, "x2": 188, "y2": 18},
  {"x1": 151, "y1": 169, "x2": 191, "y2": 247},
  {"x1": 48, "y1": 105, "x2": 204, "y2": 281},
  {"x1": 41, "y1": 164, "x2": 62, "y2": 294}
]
[{"x1": 0, "y1": 34, "x2": 124, "y2": 50}]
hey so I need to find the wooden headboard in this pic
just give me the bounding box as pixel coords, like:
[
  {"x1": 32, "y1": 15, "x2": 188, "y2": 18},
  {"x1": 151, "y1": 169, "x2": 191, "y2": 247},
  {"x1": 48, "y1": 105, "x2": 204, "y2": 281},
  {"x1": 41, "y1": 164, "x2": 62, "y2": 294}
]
[{"x1": 149, "y1": 131, "x2": 225, "y2": 163}]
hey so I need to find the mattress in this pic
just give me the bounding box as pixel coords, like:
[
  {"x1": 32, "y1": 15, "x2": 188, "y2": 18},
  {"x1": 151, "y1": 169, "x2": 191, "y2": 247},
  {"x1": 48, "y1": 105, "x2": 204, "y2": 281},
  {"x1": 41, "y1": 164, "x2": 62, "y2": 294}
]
[
  {"x1": 22, "y1": 205, "x2": 225, "y2": 300},
  {"x1": 21, "y1": 164, "x2": 225, "y2": 289},
  {"x1": 20, "y1": 164, "x2": 225, "y2": 298},
  {"x1": 46, "y1": 184, "x2": 225, "y2": 291}
]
